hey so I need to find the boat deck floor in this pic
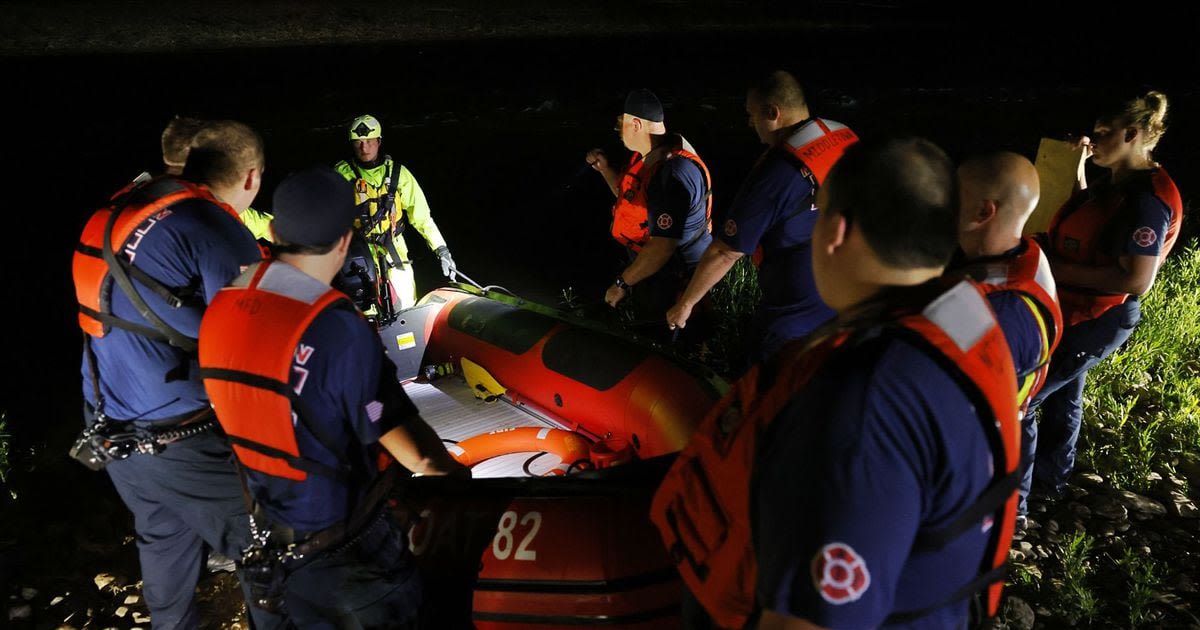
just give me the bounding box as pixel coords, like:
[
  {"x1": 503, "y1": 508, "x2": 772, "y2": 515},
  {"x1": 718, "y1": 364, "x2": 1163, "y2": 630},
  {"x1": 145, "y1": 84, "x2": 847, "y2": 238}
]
[{"x1": 403, "y1": 377, "x2": 567, "y2": 478}]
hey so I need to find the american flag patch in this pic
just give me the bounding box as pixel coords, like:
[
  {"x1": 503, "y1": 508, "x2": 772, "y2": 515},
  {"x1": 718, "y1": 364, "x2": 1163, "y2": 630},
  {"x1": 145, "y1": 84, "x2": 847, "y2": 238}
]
[{"x1": 365, "y1": 400, "x2": 384, "y2": 423}]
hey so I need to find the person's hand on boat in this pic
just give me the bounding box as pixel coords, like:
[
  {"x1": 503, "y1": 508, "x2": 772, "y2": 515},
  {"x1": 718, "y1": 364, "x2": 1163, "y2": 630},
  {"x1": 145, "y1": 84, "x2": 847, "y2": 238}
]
[
  {"x1": 605, "y1": 283, "x2": 627, "y2": 308},
  {"x1": 666, "y1": 300, "x2": 692, "y2": 331},
  {"x1": 435, "y1": 246, "x2": 457, "y2": 281},
  {"x1": 418, "y1": 456, "x2": 471, "y2": 479}
]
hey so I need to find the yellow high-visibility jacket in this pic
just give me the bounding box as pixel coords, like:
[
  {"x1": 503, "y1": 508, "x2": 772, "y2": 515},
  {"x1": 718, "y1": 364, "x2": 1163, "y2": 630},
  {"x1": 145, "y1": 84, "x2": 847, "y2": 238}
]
[{"x1": 334, "y1": 157, "x2": 446, "y2": 264}]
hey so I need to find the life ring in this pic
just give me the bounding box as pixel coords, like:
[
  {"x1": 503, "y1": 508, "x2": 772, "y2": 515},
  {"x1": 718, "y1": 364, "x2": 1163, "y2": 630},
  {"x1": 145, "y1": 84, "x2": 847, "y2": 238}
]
[{"x1": 448, "y1": 427, "x2": 592, "y2": 476}]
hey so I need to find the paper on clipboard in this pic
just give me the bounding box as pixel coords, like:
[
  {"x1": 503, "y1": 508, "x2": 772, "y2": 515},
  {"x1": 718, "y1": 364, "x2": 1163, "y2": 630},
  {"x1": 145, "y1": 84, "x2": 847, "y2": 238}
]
[{"x1": 1026, "y1": 138, "x2": 1086, "y2": 235}]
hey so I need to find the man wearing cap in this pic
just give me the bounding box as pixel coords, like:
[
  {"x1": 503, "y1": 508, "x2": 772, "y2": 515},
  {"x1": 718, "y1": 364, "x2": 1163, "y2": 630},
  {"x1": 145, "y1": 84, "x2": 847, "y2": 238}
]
[
  {"x1": 666, "y1": 71, "x2": 858, "y2": 363},
  {"x1": 586, "y1": 89, "x2": 713, "y2": 318},
  {"x1": 199, "y1": 166, "x2": 468, "y2": 625},
  {"x1": 71, "y1": 120, "x2": 277, "y2": 628},
  {"x1": 335, "y1": 114, "x2": 455, "y2": 310}
]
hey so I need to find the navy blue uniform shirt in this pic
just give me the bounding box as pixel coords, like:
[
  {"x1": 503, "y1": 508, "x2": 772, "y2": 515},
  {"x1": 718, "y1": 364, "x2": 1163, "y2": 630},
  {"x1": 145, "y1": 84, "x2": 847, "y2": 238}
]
[
  {"x1": 754, "y1": 334, "x2": 995, "y2": 629},
  {"x1": 249, "y1": 305, "x2": 417, "y2": 532},
  {"x1": 645, "y1": 156, "x2": 712, "y2": 267},
  {"x1": 720, "y1": 149, "x2": 835, "y2": 331},
  {"x1": 81, "y1": 197, "x2": 261, "y2": 421}
]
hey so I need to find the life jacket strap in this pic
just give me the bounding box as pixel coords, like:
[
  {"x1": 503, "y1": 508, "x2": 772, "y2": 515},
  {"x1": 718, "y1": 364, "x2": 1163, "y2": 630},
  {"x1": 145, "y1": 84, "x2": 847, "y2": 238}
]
[
  {"x1": 884, "y1": 564, "x2": 1007, "y2": 625},
  {"x1": 198, "y1": 367, "x2": 359, "y2": 482}
]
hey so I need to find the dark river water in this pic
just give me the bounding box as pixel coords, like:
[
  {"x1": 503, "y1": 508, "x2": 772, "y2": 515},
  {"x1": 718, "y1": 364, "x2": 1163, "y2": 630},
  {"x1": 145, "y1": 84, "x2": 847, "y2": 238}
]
[{"x1": 0, "y1": 25, "x2": 1196, "y2": 579}]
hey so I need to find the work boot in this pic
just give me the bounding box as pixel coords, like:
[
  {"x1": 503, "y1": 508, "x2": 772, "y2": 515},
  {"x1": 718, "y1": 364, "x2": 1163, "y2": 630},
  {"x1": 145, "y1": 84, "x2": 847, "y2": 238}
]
[{"x1": 206, "y1": 551, "x2": 237, "y2": 573}]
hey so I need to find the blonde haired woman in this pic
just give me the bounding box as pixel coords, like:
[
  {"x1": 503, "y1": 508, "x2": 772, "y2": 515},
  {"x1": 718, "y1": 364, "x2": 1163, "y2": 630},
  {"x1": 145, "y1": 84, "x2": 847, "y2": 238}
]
[{"x1": 1019, "y1": 91, "x2": 1184, "y2": 522}]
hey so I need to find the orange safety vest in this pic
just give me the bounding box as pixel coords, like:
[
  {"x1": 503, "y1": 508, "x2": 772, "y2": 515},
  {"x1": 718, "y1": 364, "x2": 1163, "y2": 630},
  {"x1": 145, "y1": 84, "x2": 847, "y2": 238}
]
[
  {"x1": 611, "y1": 143, "x2": 713, "y2": 252},
  {"x1": 1048, "y1": 168, "x2": 1183, "y2": 326},
  {"x1": 749, "y1": 118, "x2": 858, "y2": 266},
  {"x1": 650, "y1": 280, "x2": 1019, "y2": 629},
  {"x1": 959, "y1": 237, "x2": 1064, "y2": 413},
  {"x1": 198, "y1": 261, "x2": 356, "y2": 482},
  {"x1": 73, "y1": 177, "x2": 240, "y2": 349}
]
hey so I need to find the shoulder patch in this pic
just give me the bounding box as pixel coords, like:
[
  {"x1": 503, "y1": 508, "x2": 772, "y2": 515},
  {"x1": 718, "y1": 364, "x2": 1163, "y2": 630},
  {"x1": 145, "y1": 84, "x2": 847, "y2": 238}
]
[
  {"x1": 724, "y1": 218, "x2": 738, "y2": 237},
  {"x1": 656, "y1": 213, "x2": 674, "y2": 230},
  {"x1": 811, "y1": 542, "x2": 871, "y2": 605},
  {"x1": 1132, "y1": 226, "x2": 1158, "y2": 248}
]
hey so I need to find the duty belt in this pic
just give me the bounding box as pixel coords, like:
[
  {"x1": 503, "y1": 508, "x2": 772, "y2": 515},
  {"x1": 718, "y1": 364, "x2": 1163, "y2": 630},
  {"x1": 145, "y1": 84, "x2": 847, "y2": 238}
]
[{"x1": 69, "y1": 408, "x2": 220, "y2": 470}]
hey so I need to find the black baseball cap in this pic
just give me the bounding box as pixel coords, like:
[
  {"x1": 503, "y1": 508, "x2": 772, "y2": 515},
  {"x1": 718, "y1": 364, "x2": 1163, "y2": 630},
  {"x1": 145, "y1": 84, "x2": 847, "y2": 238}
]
[
  {"x1": 271, "y1": 166, "x2": 358, "y2": 248},
  {"x1": 623, "y1": 89, "x2": 667, "y2": 134}
]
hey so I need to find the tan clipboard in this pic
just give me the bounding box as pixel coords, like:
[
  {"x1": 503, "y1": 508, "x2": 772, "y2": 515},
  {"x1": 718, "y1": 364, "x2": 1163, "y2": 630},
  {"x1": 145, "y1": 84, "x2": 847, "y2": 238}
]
[{"x1": 1026, "y1": 138, "x2": 1086, "y2": 235}]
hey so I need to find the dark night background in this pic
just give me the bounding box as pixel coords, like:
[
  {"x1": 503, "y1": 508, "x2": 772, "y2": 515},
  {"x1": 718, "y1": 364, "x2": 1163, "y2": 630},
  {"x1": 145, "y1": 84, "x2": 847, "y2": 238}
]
[{"x1": 0, "y1": 0, "x2": 1197, "y2": 612}]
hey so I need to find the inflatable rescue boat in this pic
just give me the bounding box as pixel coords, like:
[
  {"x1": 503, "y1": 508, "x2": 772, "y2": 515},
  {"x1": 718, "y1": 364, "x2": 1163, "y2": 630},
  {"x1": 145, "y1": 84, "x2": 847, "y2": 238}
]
[{"x1": 378, "y1": 284, "x2": 725, "y2": 628}]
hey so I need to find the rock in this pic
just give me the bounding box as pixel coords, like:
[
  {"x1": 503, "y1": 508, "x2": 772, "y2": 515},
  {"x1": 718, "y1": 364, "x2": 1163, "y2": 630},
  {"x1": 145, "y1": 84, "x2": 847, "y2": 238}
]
[
  {"x1": 1169, "y1": 527, "x2": 1195, "y2": 541},
  {"x1": 1000, "y1": 595, "x2": 1036, "y2": 630},
  {"x1": 1116, "y1": 490, "x2": 1167, "y2": 519},
  {"x1": 1009, "y1": 548, "x2": 1027, "y2": 563},
  {"x1": 123, "y1": 594, "x2": 140, "y2": 605},
  {"x1": 93, "y1": 573, "x2": 116, "y2": 591},
  {"x1": 1116, "y1": 521, "x2": 1132, "y2": 532},
  {"x1": 1138, "y1": 545, "x2": 1152, "y2": 556},
  {"x1": 1035, "y1": 545, "x2": 1050, "y2": 559},
  {"x1": 1144, "y1": 471, "x2": 1163, "y2": 484},
  {"x1": 1178, "y1": 457, "x2": 1200, "y2": 488},
  {"x1": 115, "y1": 606, "x2": 128, "y2": 617},
  {"x1": 1174, "y1": 574, "x2": 1198, "y2": 594},
  {"x1": 1168, "y1": 491, "x2": 1199, "y2": 518},
  {"x1": 19, "y1": 587, "x2": 37, "y2": 601},
  {"x1": 8, "y1": 605, "x2": 32, "y2": 620},
  {"x1": 1077, "y1": 472, "x2": 1104, "y2": 486},
  {"x1": 133, "y1": 612, "x2": 151, "y2": 624},
  {"x1": 1069, "y1": 502, "x2": 1092, "y2": 519},
  {"x1": 1090, "y1": 496, "x2": 1128, "y2": 521},
  {"x1": 50, "y1": 595, "x2": 64, "y2": 606}
]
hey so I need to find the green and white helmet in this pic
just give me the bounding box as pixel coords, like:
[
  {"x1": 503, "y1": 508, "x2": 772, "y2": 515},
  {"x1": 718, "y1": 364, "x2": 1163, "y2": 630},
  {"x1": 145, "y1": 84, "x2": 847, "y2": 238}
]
[{"x1": 349, "y1": 114, "x2": 382, "y2": 140}]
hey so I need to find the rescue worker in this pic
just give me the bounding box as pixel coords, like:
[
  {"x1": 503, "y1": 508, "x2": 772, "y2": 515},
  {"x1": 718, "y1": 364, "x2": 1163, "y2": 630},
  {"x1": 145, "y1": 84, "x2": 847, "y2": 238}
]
[
  {"x1": 950, "y1": 152, "x2": 1063, "y2": 526},
  {"x1": 161, "y1": 115, "x2": 205, "y2": 176},
  {"x1": 335, "y1": 114, "x2": 456, "y2": 310},
  {"x1": 652, "y1": 137, "x2": 1021, "y2": 629},
  {"x1": 666, "y1": 71, "x2": 857, "y2": 361},
  {"x1": 198, "y1": 166, "x2": 469, "y2": 625},
  {"x1": 1025, "y1": 91, "x2": 1183, "y2": 510},
  {"x1": 156, "y1": 116, "x2": 274, "y2": 244},
  {"x1": 586, "y1": 89, "x2": 713, "y2": 318},
  {"x1": 71, "y1": 120, "x2": 274, "y2": 628}
]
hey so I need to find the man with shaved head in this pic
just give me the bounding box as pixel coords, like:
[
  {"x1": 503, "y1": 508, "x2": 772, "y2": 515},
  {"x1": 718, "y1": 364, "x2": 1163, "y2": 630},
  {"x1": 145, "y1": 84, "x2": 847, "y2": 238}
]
[{"x1": 951, "y1": 152, "x2": 1063, "y2": 529}]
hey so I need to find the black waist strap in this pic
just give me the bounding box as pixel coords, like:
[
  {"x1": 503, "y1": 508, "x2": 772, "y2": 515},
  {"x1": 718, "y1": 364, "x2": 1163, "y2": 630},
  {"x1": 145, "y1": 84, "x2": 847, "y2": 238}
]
[
  {"x1": 884, "y1": 564, "x2": 1007, "y2": 625},
  {"x1": 199, "y1": 367, "x2": 357, "y2": 483},
  {"x1": 912, "y1": 469, "x2": 1022, "y2": 553}
]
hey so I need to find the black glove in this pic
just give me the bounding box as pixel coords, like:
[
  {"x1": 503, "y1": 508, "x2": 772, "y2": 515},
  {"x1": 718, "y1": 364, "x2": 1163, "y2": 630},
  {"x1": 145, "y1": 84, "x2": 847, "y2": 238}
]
[{"x1": 435, "y1": 246, "x2": 457, "y2": 281}]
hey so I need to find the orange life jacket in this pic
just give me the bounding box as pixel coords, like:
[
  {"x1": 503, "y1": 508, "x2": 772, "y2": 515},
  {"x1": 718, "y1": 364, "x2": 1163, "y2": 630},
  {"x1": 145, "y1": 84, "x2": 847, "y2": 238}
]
[
  {"x1": 611, "y1": 142, "x2": 713, "y2": 252},
  {"x1": 749, "y1": 118, "x2": 859, "y2": 267},
  {"x1": 1048, "y1": 168, "x2": 1183, "y2": 326},
  {"x1": 960, "y1": 237, "x2": 1063, "y2": 413},
  {"x1": 72, "y1": 177, "x2": 240, "y2": 350},
  {"x1": 779, "y1": 117, "x2": 859, "y2": 185},
  {"x1": 198, "y1": 261, "x2": 356, "y2": 482},
  {"x1": 650, "y1": 280, "x2": 1019, "y2": 629}
]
